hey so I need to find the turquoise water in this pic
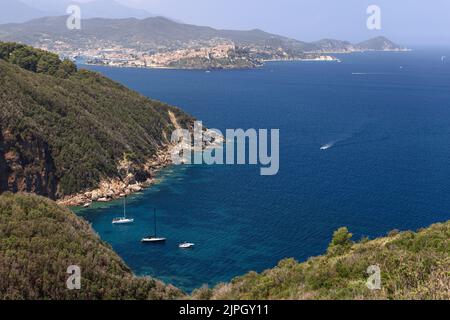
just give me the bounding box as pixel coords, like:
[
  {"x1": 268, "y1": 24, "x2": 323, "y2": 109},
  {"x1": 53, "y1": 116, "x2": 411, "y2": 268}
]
[{"x1": 77, "y1": 49, "x2": 450, "y2": 292}]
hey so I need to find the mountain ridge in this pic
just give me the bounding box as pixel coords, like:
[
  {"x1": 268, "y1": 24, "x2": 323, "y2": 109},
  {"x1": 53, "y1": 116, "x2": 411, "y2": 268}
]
[
  {"x1": 0, "y1": 16, "x2": 407, "y2": 69},
  {"x1": 0, "y1": 0, "x2": 47, "y2": 24},
  {"x1": 1, "y1": 0, "x2": 155, "y2": 23}
]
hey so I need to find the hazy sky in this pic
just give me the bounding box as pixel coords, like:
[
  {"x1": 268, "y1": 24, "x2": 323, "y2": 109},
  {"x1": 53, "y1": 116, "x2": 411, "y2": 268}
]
[{"x1": 40, "y1": 0, "x2": 450, "y2": 45}]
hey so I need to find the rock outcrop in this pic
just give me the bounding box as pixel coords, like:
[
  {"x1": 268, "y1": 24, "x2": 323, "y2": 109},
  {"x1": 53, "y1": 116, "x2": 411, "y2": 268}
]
[
  {"x1": 0, "y1": 129, "x2": 57, "y2": 199},
  {"x1": 58, "y1": 145, "x2": 175, "y2": 207}
]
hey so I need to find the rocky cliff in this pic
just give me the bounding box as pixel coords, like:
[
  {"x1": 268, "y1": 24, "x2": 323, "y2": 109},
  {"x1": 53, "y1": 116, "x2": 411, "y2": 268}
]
[{"x1": 0, "y1": 129, "x2": 57, "y2": 199}]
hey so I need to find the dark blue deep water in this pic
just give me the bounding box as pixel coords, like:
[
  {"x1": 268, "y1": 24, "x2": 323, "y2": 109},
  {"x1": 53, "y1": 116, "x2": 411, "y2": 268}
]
[{"x1": 76, "y1": 50, "x2": 450, "y2": 292}]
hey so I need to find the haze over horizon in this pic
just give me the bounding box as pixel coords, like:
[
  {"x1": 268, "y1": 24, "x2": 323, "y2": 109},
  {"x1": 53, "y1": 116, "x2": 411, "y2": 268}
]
[{"x1": 9, "y1": 0, "x2": 450, "y2": 45}]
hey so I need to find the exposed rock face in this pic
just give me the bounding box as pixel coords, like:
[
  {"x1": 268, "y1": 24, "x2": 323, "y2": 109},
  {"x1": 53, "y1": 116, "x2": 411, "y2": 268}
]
[
  {"x1": 0, "y1": 129, "x2": 57, "y2": 199},
  {"x1": 57, "y1": 145, "x2": 175, "y2": 207},
  {"x1": 0, "y1": 125, "x2": 175, "y2": 206}
]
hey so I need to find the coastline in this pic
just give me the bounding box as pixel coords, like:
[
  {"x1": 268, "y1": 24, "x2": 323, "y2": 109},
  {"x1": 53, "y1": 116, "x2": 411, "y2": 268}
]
[
  {"x1": 82, "y1": 61, "x2": 261, "y2": 71},
  {"x1": 57, "y1": 144, "x2": 176, "y2": 208},
  {"x1": 84, "y1": 56, "x2": 339, "y2": 70},
  {"x1": 58, "y1": 133, "x2": 224, "y2": 208},
  {"x1": 82, "y1": 49, "x2": 410, "y2": 71}
]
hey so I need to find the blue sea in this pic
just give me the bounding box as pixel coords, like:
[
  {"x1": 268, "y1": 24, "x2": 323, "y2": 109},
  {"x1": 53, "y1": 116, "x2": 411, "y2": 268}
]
[{"x1": 76, "y1": 49, "x2": 450, "y2": 292}]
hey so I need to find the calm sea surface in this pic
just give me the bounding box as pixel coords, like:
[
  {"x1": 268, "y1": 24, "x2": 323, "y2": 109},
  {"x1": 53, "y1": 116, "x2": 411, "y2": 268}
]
[{"x1": 76, "y1": 49, "x2": 450, "y2": 292}]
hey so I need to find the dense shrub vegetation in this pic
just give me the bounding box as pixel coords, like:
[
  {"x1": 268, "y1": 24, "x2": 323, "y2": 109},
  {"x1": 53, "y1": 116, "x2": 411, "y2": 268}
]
[
  {"x1": 0, "y1": 42, "x2": 194, "y2": 197},
  {"x1": 195, "y1": 222, "x2": 450, "y2": 300},
  {"x1": 0, "y1": 42, "x2": 77, "y2": 78},
  {"x1": 1, "y1": 195, "x2": 448, "y2": 300},
  {"x1": 0, "y1": 193, "x2": 183, "y2": 299}
]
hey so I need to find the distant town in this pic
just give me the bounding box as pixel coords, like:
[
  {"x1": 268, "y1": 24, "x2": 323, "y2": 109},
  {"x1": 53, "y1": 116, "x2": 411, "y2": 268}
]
[
  {"x1": 49, "y1": 41, "x2": 340, "y2": 69},
  {"x1": 0, "y1": 16, "x2": 407, "y2": 70}
]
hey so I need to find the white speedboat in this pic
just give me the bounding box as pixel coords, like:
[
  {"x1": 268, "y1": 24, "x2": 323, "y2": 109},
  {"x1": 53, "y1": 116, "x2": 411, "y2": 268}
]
[
  {"x1": 112, "y1": 196, "x2": 134, "y2": 224},
  {"x1": 179, "y1": 242, "x2": 195, "y2": 249},
  {"x1": 141, "y1": 209, "x2": 166, "y2": 243},
  {"x1": 320, "y1": 144, "x2": 332, "y2": 150}
]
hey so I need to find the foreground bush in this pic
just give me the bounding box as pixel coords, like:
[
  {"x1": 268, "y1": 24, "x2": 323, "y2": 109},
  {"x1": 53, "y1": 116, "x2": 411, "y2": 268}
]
[
  {"x1": 0, "y1": 193, "x2": 183, "y2": 300},
  {"x1": 199, "y1": 221, "x2": 450, "y2": 300}
]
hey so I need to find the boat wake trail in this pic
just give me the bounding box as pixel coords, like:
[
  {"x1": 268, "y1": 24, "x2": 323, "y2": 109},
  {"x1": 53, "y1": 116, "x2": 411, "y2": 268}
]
[
  {"x1": 320, "y1": 133, "x2": 353, "y2": 151},
  {"x1": 320, "y1": 142, "x2": 336, "y2": 150},
  {"x1": 321, "y1": 134, "x2": 390, "y2": 151},
  {"x1": 320, "y1": 124, "x2": 390, "y2": 151}
]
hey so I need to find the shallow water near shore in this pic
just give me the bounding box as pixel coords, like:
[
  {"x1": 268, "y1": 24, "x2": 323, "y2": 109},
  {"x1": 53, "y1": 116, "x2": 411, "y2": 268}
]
[{"x1": 77, "y1": 49, "x2": 450, "y2": 292}]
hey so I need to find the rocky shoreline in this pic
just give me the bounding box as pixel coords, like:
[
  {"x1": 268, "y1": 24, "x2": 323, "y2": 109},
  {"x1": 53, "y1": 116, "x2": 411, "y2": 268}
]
[{"x1": 57, "y1": 145, "x2": 176, "y2": 207}]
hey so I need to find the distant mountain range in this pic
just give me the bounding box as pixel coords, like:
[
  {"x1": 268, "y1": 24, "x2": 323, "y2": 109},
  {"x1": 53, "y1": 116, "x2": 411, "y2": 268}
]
[
  {"x1": 0, "y1": 15, "x2": 407, "y2": 69},
  {"x1": 0, "y1": 0, "x2": 154, "y2": 23},
  {"x1": 0, "y1": 0, "x2": 47, "y2": 24}
]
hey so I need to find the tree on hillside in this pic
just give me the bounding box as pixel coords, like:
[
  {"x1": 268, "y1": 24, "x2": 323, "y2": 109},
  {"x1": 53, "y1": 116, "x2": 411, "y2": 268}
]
[{"x1": 327, "y1": 227, "x2": 354, "y2": 255}]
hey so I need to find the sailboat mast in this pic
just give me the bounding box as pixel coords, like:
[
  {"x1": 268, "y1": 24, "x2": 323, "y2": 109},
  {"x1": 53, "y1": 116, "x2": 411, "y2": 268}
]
[
  {"x1": 154, "y1": 208, "x2": 157, "y2": 236},
  {"x1": 123, "y1": 196, "x2": 127, "y2": 218}
]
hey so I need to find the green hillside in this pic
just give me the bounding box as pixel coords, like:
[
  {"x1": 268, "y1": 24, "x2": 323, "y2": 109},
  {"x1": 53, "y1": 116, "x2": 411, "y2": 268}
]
[
  {"x1": 194, "y1": 224, "x2": 450, "y2": 300},
  {"x1": 0, "y1": 42, "x2": 193, "y2": 198},
  {"x1": 0, "y1": 193, "x2": 182, "y2": 299},
  {"x1": 1, "y1": 193, "x2": 448, "y2": 300}
]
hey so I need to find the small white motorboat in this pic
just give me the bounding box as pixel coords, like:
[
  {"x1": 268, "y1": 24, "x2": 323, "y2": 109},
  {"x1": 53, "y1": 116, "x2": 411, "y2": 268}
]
[
  {"x1": 320, "y1": 144, "x2": 332, "y2": 151},
  {"x1": 179, "y1": 242, "x2": 195, "y2": 249}
]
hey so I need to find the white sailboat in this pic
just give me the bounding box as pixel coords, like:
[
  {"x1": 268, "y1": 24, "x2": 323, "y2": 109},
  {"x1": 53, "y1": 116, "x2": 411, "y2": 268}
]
[
  {"x1": 141, "y1": 209, "x2": 166, "y2": 243},
  {"x1": 112, "y1": 196, "x2": 134, "y2": 224}
]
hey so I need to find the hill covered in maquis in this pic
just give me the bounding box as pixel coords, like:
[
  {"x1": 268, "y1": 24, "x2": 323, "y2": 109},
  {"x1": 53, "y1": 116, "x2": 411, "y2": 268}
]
[
  {"x1": 0, "y1": 193, "x2": 182, "y2": 299},
  {"x1": 1, "y1": 193, "x2": 448, "y2": 300},
  {"x1": 0, "y1": 42, "x2": 193, "y2": 199},
  {"x1": 194, "y1": 223, "x2": 450, "y2": 300}
]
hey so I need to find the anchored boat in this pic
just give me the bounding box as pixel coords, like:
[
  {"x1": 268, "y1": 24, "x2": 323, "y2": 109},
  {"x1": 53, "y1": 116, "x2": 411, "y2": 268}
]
[
  {"x1": 141, "y1": 209, "x2": 166, "y2": 243},
  {"x1": 179, "y1": 242, "x2": 195, "y2": 249},
  {"x1": 112, "y1": 196, "x2": 134, "y2": 225}
]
